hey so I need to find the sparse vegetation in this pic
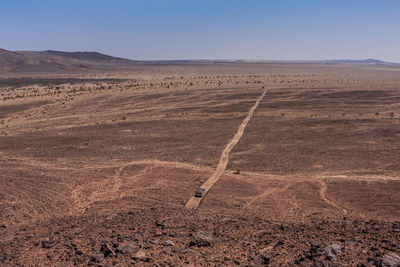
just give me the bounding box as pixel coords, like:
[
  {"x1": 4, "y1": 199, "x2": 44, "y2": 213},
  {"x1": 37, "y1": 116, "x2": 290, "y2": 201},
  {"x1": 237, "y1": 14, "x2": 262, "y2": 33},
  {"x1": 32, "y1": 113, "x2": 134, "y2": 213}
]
[{"x1": 0, "y1": 64, "x2": 399, "y2": 267}]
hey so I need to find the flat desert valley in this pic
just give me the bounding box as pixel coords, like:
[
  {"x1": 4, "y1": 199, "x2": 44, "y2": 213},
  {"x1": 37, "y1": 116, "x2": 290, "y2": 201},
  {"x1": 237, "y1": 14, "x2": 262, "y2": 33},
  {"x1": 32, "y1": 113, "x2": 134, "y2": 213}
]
[{"x1": 0, "y1": 62, "x2": 399, "y2": 266}]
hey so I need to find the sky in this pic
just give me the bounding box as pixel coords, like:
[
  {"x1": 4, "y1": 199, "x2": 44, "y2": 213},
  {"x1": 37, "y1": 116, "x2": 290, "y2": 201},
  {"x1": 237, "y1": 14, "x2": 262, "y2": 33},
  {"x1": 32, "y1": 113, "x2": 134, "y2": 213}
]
[{"x1": 0, "y1": 0, "x2": 399, "y2": 62}]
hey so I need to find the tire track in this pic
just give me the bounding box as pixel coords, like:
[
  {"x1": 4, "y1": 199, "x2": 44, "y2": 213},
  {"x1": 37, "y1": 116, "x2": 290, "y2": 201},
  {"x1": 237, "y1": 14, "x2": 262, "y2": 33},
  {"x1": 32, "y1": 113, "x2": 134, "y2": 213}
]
[
  {"x1": 70, "y1": 160, "x2": 212, "y2": 212},
  {"x1": 318, "y1": 180, "x2": 348, "y2": 215},
  {"x1": 185, "y1": 86, "x2": 268, "y2": 209},
  {"x1": 245, "y1": 181, "x2": 294, "y2": 208}
]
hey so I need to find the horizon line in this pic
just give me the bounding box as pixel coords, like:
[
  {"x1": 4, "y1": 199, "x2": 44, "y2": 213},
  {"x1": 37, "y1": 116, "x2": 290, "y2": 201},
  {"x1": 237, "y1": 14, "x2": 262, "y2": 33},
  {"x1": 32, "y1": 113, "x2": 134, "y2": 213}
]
[{"x1": 2, "y1": 48, "x2": 400, "y2": 64}]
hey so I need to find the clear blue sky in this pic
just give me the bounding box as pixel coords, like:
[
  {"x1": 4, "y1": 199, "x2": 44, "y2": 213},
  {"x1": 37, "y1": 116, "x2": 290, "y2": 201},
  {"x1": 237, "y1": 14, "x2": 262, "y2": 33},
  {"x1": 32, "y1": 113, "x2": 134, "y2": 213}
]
[{"x1": 1, "y1": 0, "x2": 399, "y2": 62}]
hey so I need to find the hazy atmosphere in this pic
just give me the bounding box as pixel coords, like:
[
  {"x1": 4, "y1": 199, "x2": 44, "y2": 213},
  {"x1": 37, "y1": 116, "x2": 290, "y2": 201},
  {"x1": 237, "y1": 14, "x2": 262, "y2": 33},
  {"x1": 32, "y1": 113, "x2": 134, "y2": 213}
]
[{"x1": 1, "y1": 0, "x2": 399, "y2": 61}]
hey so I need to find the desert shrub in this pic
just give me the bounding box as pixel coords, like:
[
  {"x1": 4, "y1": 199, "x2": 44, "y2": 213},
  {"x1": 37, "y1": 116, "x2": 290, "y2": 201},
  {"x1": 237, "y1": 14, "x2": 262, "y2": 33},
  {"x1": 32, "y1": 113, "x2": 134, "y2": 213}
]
[{"x1": 233, "y1": 168, "x2": 243, "y2": 175}]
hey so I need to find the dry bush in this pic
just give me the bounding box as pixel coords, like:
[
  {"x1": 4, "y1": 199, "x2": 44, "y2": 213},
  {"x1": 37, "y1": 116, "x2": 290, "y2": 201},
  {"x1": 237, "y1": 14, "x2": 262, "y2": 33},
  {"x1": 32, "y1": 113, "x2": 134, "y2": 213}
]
[{"x1": 233, "y1": 168, "x2": 243, "y2": 175}]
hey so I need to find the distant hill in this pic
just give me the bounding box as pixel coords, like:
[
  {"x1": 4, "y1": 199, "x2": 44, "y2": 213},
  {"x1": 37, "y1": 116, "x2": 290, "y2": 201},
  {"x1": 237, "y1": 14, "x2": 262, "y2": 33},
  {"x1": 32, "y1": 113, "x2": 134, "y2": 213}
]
[
  {"x1": 0, "y1": 48, "x2": 141, "y2": 73},
  {"x1": 319, "y1": 59, "x2": 387, "y2": 64},
  {"x1": 199, "y1": 59, "x2": 395, "y2": 65},
  {"x1": 0, "y1": 48, "x2": 398, "y2": 73},
  {"x1": 148, "y1": 58, "x2": 397, "y2": 65}
]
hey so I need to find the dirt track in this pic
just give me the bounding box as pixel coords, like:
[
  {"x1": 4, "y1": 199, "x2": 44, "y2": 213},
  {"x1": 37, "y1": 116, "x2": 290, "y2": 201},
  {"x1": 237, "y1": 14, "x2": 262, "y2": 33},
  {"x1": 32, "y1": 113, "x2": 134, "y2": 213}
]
[
  {"x1": 185, "y1": 86, "x2": 268, "y2": 209},
  {"x1": 317, "y1": 179, "x2": 347, "y2": 215},
  {"x1": 0, "y1": 64, "x2": 400, "y2": 266}
]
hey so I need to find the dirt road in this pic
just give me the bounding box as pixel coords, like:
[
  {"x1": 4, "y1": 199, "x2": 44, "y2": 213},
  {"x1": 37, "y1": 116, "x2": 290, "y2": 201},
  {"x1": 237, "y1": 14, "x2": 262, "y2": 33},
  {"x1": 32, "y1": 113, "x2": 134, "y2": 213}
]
[{"x1": 185, "y1": 86, "x2": 268, "y2": 209}]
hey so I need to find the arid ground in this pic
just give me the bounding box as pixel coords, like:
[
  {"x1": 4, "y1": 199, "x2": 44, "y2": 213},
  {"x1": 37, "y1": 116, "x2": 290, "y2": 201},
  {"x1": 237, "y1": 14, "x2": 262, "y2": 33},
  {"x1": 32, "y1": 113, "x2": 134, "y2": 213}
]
[{"x1": 0, "y1": 63, "x2": 399, "y2": 266}]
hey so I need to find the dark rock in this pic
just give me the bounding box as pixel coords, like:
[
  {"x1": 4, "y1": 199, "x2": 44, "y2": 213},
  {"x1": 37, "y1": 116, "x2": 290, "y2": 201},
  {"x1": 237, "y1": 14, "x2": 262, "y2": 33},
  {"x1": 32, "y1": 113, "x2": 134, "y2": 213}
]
[
  {"x1": 117, "y1": 234, "x2": 129, "y2": 242},
  {"x1": 190, "y1": 231, "x2": 215, "y2": 247},
  {"x1": 132, "y1": 249, "x2": 149, "y2": 262},
  {"x1": 155, "y1": 220, "x2": 167, "y2": 229},
  {"x1": 163, "y1": 240, "x2": 174, "y2": 246},
  {"x1": 304, "y1": 241, "x2": 324, "y2": 259},
  {"x1": 382, "y1": 253, "x2": 400, "y2": 267},
  {"x1": 100, "y1": 242, "x2": 115, "y2": 257},
  {"x1": 149, "y1": 239, "x2": 159, "y2": 245},
  {"x1": 324, "y1": 244, "x2": 341, "y2": 262},
  {"x1": 59, "y1": 261, "x2": 74, "y2": 267},
  {"x1": 117, "y1": 243, "x2": 137, "y2": 255},
  {"x1": 90, "y1": 251, "x2": 104, "y2": 263},
  {"x1": 312, "y1": 260, "x2": 347, "y2": 267},
  {"x1": 41, "y1": 239, "x2": 54, "y2": 249},
  {"x1": 260, "y1": 253, "x2": 272, "y2": 265}
]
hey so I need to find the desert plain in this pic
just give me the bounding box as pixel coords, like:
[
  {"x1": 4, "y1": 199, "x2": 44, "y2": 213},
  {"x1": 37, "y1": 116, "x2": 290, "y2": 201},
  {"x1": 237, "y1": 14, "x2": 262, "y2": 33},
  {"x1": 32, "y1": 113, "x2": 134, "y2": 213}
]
[{"x1": 0, "y1": 62, "x2": 399, "y2": 266}]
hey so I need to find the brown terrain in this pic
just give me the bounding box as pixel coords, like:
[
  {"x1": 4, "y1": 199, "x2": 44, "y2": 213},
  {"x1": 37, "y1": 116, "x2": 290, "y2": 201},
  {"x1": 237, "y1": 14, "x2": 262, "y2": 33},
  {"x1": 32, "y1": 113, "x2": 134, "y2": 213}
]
[{"x1": 0, "y1": 54, "x2": 399, "y2": 266}]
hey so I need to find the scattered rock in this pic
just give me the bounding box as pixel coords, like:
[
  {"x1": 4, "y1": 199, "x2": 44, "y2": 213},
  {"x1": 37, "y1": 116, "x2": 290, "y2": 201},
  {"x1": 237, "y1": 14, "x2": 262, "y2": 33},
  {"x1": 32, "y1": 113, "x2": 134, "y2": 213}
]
[
  {"x1": 59, "y1": 261, "x2": 74, "y2": 267},
  {"x1": 325, "y1": 251, "x2": 336, "y2": 262},
  {"x1": 132, "y1": 249, "x2": 149, "y2": 262},
  {"x1": 172, "y1": 247, "x2": 192, "y2": 254},
  {"x1": 190, "y1": 231, "x2": 215, "y2": 247},
  {"x1": 90, "y1": 251, "x2": 104, "y2": 263},
  {"x1": 163, "y1": 240, "x2": 174, "y2": 246},
  {"x1": 382, "y1": 252, "x2": 400, "y2": 267},
  {"x1": 100, "y1": 242, "x2": 116, "y2": 257},
  {"x1": 304, "y1": 241, "x2": 324, "y2": 259},
  {"x1": 148, "y1": 239, "x2": 159, "y2": 245},
  {"x1": 0, "y1": 254, "x2": 6, "y2": 262},
  {"x1": 117, "y1": 243, "x2": 137, "y2": 255},
  {"x1": 116, "y1": 234, "x2": 130, "y2": 242},
  {"x1": 41, "y1": 238, "x2": 54, "y2": 249},
  {"x1": 155, "y1": 220, "x2": 167, "y2": 229},
  {"x1": 260, "y1": 253, "x2": 272, "y2": 265},
  {"x1": 312, "y1": 259, "x2": 347, "y2": 267},
  {"x1": 324, "y1": 244, "x2": 341, "y2": 262}
]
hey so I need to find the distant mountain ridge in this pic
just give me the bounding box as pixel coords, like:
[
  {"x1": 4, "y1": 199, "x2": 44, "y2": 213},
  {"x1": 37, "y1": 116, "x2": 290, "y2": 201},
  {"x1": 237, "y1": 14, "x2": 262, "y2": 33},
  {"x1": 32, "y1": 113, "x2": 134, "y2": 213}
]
[
  {"x1": 43, "y1": 50, "x2": 132, "y2": 62},
  {"x1": 0, "y1": 48, "x2": 398, "y2": 73},
  {"x1": 0, "y1": 48, "x2": 140, "y2": 73},
  {"x1": 198, "y1": 58, "x2": 394, "y2": 64},
  {"x1": 318, "y1": 59, "x2": 387, "y2": 64}
]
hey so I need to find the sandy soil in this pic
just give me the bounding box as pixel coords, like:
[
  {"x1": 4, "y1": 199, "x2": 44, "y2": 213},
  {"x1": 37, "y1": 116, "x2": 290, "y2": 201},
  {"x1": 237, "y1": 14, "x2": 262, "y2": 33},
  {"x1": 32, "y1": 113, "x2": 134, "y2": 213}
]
[{"x1": 0, "y1": 63, "x2": 399, "y2": 266}]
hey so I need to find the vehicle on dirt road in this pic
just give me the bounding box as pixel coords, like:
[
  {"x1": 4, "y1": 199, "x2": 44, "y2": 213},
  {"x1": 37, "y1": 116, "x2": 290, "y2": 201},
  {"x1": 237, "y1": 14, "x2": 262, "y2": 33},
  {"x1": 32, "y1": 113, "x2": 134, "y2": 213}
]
[{"x1": 194, "y1": 188, "x2": 205, "y2": 197}]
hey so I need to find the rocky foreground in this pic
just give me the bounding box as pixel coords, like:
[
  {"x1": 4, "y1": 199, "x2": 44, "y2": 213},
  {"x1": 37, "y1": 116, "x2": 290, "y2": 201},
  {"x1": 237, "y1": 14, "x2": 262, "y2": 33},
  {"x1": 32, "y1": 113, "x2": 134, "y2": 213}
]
[{"x1": 0, "y1": 207, "x2": 399, "y2": 266}]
